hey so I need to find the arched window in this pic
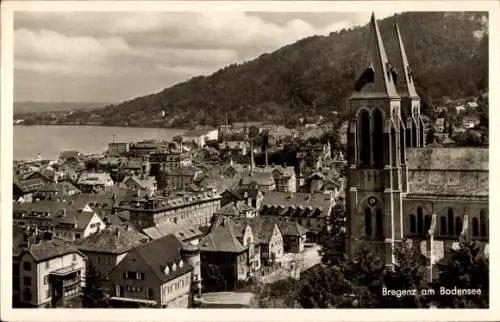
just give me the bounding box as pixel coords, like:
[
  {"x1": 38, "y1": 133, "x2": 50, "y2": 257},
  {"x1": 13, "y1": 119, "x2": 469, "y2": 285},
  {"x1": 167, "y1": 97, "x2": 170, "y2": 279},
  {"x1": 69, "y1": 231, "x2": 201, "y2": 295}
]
[
  {"x1": 411, "y1": 120, "x2": 417, "y2": 147},
  {"x1": 364, "y1": 207, "x2": 372, "y2": 236},
  {"x1": 375, "y1": 208, "x2": 383, "y2": 237},
  {"x1": 373, "y1": 109, "x2": 384, "y2": 168},
  {"x1": 400, "y1": 126, "x2": 405, "y2": 163},
  {"x1": 479, "y1": 209, "x2": 487, "y2": 238},
  {"x1": 472, "y1": 217, "x2": 479, "y2": 237},
  {"x1": 358, "y1": 110, "x2": 371, "y2": 167},
  {"x1": 419, "y1": 120, "x2": 425, "y2": 147},
  {"x1": 409, "y1": 215, "x2": 416, "y2": 234},
  {"x1": 447, "y1": 209, "x2": 454, "y2": 236},
  {"x1": 455, "y1": 217, "x2": 462, "y2": 236},
  {"x1": 417, "y1": 207, "x2": 424, "y2": 235},
  {"x1": 424, "y1": 215, "x2": 431, "y2": 234},
  {"x1": 440, "y1": 216, "x2": 447, "y2": 236},
  {"x1": 390, "y1": 128, "x2": 397, "y2": 165}
]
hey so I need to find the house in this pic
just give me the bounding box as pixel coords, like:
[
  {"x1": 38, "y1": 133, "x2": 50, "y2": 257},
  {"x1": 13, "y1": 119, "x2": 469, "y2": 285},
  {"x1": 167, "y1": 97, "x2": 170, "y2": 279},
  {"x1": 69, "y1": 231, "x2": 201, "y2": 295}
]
[
  {"x1": 218, "y1": 141, "x2": 249, "y2": 156},
  {"x1": 13, "y1": 177, "x2": 48, "y2": 203},
  {"x1": 259, "y1": 191, "x2": 334, "y2": 242},
  {"x1": 149, "y1": 149, "x2": 192, "y2": 174},
  {"x1": 76, "y1": 172, "x2": 114, "y2": 193},
  {"x1": 121, "y1": 175, "x2": 157, "y2": 193},
  {"x1": 74, "y1": 226, "x2": 149, "y2": 281},
  {"x1": 200, "y1": 217, "x2": 260, "y2": 291},
  {"x1": 160, "y1": 167, "x2": 201, "y2": 191},
  {"x1": 129, "y1": 140, "x2": 162, "y2": 157},
  {"x1": 13, "y1": 200, "x2": 76, "y2": 230},
  {"x1": 254, "y1": 165, "x2": 296, "y2": 193},
  {"x1": 142, "y1": 222, "x2": 204, "y2": 244},
  {"x1": 59, "y1": 151, "x2": 82, "y2": 163},
  {"x1": 116, "y1": 190, "x2": 221, "y2": 230},
  {"x1": 108, "y1": 142, "x2": 130, "y2": 156},
  {"x1": 197, "y1": 177, "x2": 241, "y2": 194},
  {"x1": 16, "y1": 238, "x2": 86, "y2": 308},
  {"x1": 221, "y1": 187, "x2": 264, "y2": 209},
  {"x1": 109, "y1": 234, "x2": 197, "y2": 308},
  {"x1": 239, "y1": 172, "x2": 276, "y2": 192},
  {"x1": 52, "y1": 209, "x2": 106, "y2": 241},
  {"x1": 463, "y1": 116, "x2": 480, "y2": 129},
  {"x1": 182, "y1": 127, "x2": 219, "y2": 148},
  {"x1": 275, "y1": 220, "x2": 308, "y2": 253},
  {"x1": 216, "y1": 202, "x2": 258, "y2": 219},
  {"x1": 36, "y1": 181, "x2": 81, "y2": 201}
]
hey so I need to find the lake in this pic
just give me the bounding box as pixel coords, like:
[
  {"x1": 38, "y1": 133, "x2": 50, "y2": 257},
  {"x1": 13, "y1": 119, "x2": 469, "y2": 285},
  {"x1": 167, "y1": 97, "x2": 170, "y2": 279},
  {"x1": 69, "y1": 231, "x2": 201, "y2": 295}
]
[{"x1": 14, "y1": 125, "x2": 185, "y2": 161}]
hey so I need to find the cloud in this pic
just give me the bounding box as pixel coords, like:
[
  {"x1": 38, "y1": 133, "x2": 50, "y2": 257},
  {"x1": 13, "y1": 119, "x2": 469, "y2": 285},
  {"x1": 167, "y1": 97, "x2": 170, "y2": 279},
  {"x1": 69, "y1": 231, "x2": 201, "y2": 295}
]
[{"x1": 13, "y1": 11, "x2": 396, "y2": 102}]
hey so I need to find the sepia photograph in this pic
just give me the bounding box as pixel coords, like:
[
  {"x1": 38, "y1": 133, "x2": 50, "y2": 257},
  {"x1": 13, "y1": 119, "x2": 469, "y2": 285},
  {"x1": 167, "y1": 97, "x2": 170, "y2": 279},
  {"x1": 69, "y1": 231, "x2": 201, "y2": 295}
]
[{"x1": 0, "y1": 1, "x2": 497, "y2": 321}]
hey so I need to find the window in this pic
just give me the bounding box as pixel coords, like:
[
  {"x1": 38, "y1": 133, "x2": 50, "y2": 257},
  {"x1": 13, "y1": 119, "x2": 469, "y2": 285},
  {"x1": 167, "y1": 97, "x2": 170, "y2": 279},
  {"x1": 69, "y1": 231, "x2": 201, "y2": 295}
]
[
  {"x1": 44, "y1": 275, "x2": 48, "y2": 285},
  {"x1": 23, "y1": 261, "x2": 32, "y2": 272},
  {"x1": 147, "y1": 288, "x2": 153, "y2": 300},
  {"x1": 136, "y1": 272, "x2": 144, "y2": 280},
  {"x1": 424, "y1": 215, "x2": 431, "y2": 234},
  {"x1": 124, "y1": 271, "x2": 129, "y2": 279},
  {"x1": 364, "y1": 207, "x2": 372, "y2": 236},
  {"x1": 72, "y1": 254, "x2": 77, "y2": 261},
  {"x1": 479, "y1": 209, "x2": 487, "y2": 238},
  {"x1": 23, "y1": 276, "x2": 31, "y2": 287},
  {"x1": 447, "y1": 209, "x2": 454, "y2": 236},
  {"x1": 75, "y1": 233, "x2": 81, "y2": 239},
  {"x1": 472, "y1": 217, "x2": 479, "y2": 237},
  {"x1": 373, "y1": 109, "x2": 384, "y2": 168},
  {"x1": 358, "y1": 110, "x2": 371, "y2": 166},
  {"x1": 23, "y1": 289, "x2": 32, "y2": 302},
  {"x1": 417, "y1": 207, "x2": 424, "y2": 235},
  {"x1": 440, "y1": 216, "x2": 447, "y2": 236},
  {"x1": 455, "y1": 217, "x2": 462, "y2": 236}
]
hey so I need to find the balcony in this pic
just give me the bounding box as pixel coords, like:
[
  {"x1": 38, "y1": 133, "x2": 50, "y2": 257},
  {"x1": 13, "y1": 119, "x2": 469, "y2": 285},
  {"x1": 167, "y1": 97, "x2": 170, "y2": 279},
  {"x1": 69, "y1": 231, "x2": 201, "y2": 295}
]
[{"x1": 49, "y1": 264, "x2": 81, "y2": 277}]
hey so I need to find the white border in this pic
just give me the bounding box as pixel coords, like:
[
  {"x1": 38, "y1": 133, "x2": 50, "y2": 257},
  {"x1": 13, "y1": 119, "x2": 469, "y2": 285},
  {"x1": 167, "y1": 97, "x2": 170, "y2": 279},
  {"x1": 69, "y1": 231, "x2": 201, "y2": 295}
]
[{"x1": 1, "y1": 1, "x2": 499, "y2": 321}]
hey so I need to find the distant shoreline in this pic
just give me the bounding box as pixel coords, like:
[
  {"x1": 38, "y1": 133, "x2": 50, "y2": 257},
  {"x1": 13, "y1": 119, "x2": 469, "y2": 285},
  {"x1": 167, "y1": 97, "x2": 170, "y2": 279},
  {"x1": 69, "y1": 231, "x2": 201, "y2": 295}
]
[{"x1": 14, "y1": 123, "x2": 189, "y2": 130}]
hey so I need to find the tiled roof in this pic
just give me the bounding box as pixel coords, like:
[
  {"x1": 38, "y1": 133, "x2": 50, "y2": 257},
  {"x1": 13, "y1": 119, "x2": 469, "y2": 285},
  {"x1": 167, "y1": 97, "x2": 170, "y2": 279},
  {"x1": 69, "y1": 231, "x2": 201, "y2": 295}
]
[
  {"x1": 234, "y1": 217, "x2": 277, "y2": 244},
  {"x1": 13, "y1": 200, "x2": 73, "y2": 214},
  {"x1": 276, "y1": 219, "x2": 309, "y2": 237},
  {"x1": 77, "y1": 172, "x2": 114, "y2": 185},
  {"x1": 75, "y1": 226, "x2": 148, "y2": 254},
  {"x1": 15, "y1": 177, "x2": 47, "y2": 192},
  {"x1": 406, "y1": 148, "x2": 488, "y2": 171},
  {"x1": 260, "y1": 191, "x2": 332, "y2": 218},
  {"x1": 239, "y1": 172, "x2": 275, "y2": 186},
  {"x1": 133, "y1": 234, "x2": 193, "y2": 282},
  {"x1": 53, "y1": 210, "x2": 99, "y2": 230},
  {"x1": 143, "y1": 222, "x2": 203, "y2": 242},
  {"x1": 25, "y1": 238, "x2": 83, "y2": 262},
  {"x1": 200, "y1": 217, "x2": 246, "y2": 253},
  {"x1": 199, "y1": 178, "x2": 241, "y2": 193}
]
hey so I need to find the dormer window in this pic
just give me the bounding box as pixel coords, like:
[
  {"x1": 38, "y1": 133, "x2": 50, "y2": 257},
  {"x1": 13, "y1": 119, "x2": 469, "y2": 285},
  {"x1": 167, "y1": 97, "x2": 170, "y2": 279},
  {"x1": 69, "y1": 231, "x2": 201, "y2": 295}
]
[
  {"x1": 172, "y1": 263, "x2": 177, "y2": 271},
  {"x1": 164, "y1": 265, "x2": 170, "y2": 275},
  {"x1": 179, "y1": 260, "x2": 183, "y2": 268}
]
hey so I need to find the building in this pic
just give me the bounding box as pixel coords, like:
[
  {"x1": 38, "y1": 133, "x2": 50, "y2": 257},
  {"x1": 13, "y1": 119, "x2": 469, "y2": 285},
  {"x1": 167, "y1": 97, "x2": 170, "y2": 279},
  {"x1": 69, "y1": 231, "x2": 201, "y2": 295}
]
[
  {"x1": 254, "y1": 165, "x2": 297, "y2": 193},
  {"x1": 149, "y1": 149, "x2": 192, "y2": 175},
  {"x1": 462, "y1": 116, "x2": 480, "y2": 129},
  {"x1": 199, "y1": 217, "x2": 260, "y2": 291},
  {"x1": 221, "y1": 187, "x2": 264, "y2": 209},
  {"x1": 218, "y1": 141, "x2": 249, "y2": 156},
  {"x1": 160, "y1": 167, "x2": 201, "y2": 191},
  {"x1": 120, "y1": 175, "x2": 157, "y2": 193},
  {"x1": 129, "y1": 140, "x2": 162, "y2": 157},
  {"x1": 16, "y1": 238, "x2": 86, "y2": 308},
  {"x1": 182, "y1": 128, "x2": 219, "y2": 148},
  {"x1": 13, "y1": 200, "x2": 76, "y2": 231},
  {"x1": 36, "y1": 181, "x2": 82, "y2": 201},
  {"x1": 108, "y1": 234, "x2": 197, "y2": 308},
  {"x1": 143, "y1": 222, "x2": 204, "y2": 244},
  {"x1": 239, "y1": 172, "x2": 276, "y2": 192},
  {"x1": 259, "y1": 191, "x2": 334, "y2": 241},
  {"x1": 76, "y1": 172, "x2": 114, "y2": 193},
  {"x1": 108, "y1": 142, "x2": 130, "y2": 156},
  {"x1": 116, "y1": 190, "x2": 221, "y2": 230},
  {"x1": 74, "y1": 226, "x2": 149, "y2": 281},
  {"x1": 275, "y1": 220, "x2": 308, "y2": 253},
  {"x1": 216, "y1": 201, "x2": 258, "y2": 219},
  {"x1": 52, "y1": 209, "x2": 106, "y2": 241},
  {"x1": 59, "y1": 151, "x2": 82, "y2": 163},
  {"x1": 344, "y1": 14, "x2": 488, "y2": 266}
]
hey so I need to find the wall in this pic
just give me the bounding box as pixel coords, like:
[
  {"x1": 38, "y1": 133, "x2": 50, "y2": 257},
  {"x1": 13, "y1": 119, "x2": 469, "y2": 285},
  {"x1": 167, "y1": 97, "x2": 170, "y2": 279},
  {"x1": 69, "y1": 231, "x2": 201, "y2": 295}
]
[{"x1": 160, "y1": 273, "x2": 191, "y2": 307}]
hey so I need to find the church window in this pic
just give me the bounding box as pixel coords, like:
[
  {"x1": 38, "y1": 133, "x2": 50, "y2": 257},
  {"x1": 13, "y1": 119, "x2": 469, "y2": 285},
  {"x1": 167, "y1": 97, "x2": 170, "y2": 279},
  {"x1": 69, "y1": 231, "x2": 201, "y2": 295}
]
[
  {"x1": 479, "y1": 209, "x2": 487, "y2": 238},
  {"x1": 411, "y1": 120, "x2": 417, "y2": 147},
  {"x1": 455, "y1": 217, "x2": 462, "y2": 236},
  {"x1": 419, "y1": 119, "x2": 425, "y2": 147},
  {"x1": 364, "y1": 207, "x2": 372, "y2": 236},
  {"x1": 409, "y1": 215, "x2": 416, "y2": 234},
  {"x1": 358, "y1": 110, "x2": 371, "y2": 167},
  {"x1": 440, "y1": 216, "x2": 447, "y2": 236},
  {"x1": 447, "y1": 209, "x2": 454, "y2": 236},
  {"x1": 375, "y1": 208, "x2": 383, "y2": 237},
  {"x1": 472, "y1": 217, "x2": 479, "y2": 237},
  {"x1": 399, "y1": 127, "x2": 405, "y2": 164},
  {"x1": 417, "y1": 207, "x2": 424, "y2": 235},
  {"x1": 373, "y1": 109, "x2": 384, "y2": 169}
]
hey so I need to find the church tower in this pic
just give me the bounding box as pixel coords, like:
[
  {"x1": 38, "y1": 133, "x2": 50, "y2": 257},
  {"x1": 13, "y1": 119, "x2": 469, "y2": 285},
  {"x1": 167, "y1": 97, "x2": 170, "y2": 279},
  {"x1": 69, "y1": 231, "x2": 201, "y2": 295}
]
[{"x1": 345, "y1": 13, "x2": 404, "y2": 266}]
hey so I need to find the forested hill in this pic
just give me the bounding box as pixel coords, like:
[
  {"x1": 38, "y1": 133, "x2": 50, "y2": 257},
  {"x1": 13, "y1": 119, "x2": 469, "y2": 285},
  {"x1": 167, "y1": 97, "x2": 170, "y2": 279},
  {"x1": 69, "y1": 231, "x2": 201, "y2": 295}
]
[{"x1": 58, "y1": 12, "x2": 488, "y2": 128}]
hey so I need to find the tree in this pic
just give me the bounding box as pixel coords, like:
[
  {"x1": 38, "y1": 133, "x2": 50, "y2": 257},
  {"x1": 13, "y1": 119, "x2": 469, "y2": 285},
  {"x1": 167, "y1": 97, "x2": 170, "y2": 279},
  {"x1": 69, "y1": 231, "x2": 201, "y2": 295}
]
[
  {"x1": 202, "y1": 264, "x2": 226, "y2": 292},
  {"x1": 81, "y1": 265, "x2": 107, "y2": 308},
  {"x1": 432, "y1": 239, "x2": 489, "y2": 308}
]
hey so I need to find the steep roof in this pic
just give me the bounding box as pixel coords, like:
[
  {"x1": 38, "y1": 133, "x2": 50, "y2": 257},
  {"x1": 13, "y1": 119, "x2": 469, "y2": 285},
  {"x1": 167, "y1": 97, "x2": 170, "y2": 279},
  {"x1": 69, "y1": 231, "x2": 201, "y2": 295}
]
[
  {"x1": 240, "y1": 172, "x2": 275, "y2": 186},
  {"x1": 25, "y1": 238, "x2": 83, "y2": 262},
  {"x1": 276, "y1": 219, "x2": 309, "y2": 237},
  {"x1": 75, "y1": 226, "x2": 148, "y2": 254},
  {"x1": 133, "y1": 234, "x2": 193, "y2": 282},
  {"x1": 351, "y1": 13, "x2": 399, "y2": 99},
  {"x1": 143, "y1": 222, "x2": 203, "y2": 242},
  {"x1": 406, "y1": 148, "x2": 488, "y2": 171},
  {"x1": 200, "y1": 217, "x2": 246, "y2": 253},
  {"x1": 53, "y1": 210, "x2": 100, "y2": 230}
]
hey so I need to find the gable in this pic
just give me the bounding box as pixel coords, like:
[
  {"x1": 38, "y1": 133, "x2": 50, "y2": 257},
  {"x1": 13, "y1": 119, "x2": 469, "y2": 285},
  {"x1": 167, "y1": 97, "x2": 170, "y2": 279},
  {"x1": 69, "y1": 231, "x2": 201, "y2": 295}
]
[{"x1": 110, "y1": 248, "x2": 160, "y2": 283}]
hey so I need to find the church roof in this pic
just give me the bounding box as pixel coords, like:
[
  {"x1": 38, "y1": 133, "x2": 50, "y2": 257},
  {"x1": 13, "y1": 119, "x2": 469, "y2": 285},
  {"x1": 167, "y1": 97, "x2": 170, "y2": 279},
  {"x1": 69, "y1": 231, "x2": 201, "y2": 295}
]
[
  {"x1": 350, "y1": 13, "x2": 399, "y2": 100},
  {"x1": 406, "y1": 148, "x2": 488, "y2": 171}
]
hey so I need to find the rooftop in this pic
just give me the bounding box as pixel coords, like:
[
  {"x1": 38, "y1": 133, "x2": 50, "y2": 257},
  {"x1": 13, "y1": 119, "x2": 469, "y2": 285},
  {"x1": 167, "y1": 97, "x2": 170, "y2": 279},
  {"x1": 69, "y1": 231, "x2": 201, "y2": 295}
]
[{"x1": 75, "y1": 226, "x2": 149, "y2": 254}]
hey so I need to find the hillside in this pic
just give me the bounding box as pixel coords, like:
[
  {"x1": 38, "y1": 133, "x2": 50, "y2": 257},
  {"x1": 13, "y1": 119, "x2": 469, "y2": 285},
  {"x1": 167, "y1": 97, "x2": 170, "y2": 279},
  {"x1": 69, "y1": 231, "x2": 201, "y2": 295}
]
[
  {"x1": 37, "y1": 12, "x2": 488, "y2": 128},
  {"x1": 14, "y1": 102, "x2": 111, "y2": 114}
]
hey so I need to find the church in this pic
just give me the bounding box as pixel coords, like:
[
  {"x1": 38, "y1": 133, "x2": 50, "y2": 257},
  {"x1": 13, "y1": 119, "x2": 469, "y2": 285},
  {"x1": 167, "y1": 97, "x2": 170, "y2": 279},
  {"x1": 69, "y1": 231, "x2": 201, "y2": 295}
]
[{"x1": 345, "y1": 13, "x2": 489, "y2": 265}]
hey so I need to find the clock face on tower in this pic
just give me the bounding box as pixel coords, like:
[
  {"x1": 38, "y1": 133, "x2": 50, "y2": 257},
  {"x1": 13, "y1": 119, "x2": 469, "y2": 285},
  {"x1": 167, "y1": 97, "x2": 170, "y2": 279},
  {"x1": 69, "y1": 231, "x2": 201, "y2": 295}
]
[{"x1": 368, "y1": 197, "x2": 377, "y2": 206}]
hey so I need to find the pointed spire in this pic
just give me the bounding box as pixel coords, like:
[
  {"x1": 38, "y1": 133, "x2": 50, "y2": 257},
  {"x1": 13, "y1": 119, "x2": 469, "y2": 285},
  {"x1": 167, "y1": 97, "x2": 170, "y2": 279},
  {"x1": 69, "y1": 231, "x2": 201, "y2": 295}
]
[
  {"x1": 394, "y1": 19, "x2": 419, "y2": 99},
  {"x1": 351, "y1": 12, "x2": 399, "y2": 99}
]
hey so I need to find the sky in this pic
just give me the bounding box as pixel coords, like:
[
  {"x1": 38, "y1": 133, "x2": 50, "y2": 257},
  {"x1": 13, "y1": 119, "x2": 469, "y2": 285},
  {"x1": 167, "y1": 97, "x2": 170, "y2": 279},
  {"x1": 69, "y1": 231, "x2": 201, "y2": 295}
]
[{"x1": 14, "y1": 11, "x2": 396, "y2": 103}]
